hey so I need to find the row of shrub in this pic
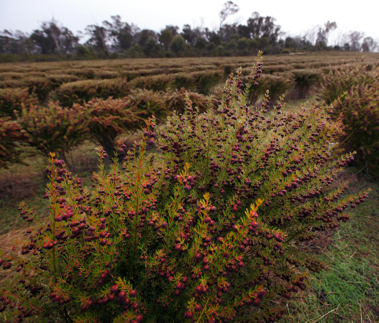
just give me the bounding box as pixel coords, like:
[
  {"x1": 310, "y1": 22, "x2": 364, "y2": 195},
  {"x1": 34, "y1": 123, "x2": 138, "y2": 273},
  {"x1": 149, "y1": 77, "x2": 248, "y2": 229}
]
[
  {"x1": 47, "y1": 70, "x2": 224, "y2": 107},
  {"x1": 2, "y1": 61, "x2": 378, "y2": 176},
  {"x1": 0, "y1": 60, "x2": 354, "y2": 83},
  {"x1": 0, "y1": 69, "x2": 326, "y2": 116},
  {"x1": 0, "y1": 55, "x2": 369, "y2": 322},
  {"x1": 0, "y1": 69, "x2": 224, "y2": 108},
  {"x1": 0, "y1": 89, "x2": 218, "y2": 169}
]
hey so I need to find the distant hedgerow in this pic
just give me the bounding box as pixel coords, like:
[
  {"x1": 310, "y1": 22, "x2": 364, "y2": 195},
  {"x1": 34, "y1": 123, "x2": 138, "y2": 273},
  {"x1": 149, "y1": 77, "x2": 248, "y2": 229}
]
[{"x1": 53, "y1": 79, "x2": 130, "y2": 107}]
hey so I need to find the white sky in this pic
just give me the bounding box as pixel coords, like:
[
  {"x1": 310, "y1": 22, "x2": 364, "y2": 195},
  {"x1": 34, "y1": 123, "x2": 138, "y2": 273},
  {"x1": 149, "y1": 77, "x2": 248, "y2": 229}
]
[{"x1": 0, "y1": 0, "x2": 378, "y2": 44}]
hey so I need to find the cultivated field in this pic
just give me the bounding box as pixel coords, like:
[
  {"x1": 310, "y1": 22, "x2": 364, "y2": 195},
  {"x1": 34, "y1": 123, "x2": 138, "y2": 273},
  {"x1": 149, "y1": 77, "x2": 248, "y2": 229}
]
[{"x1": 0, "y1": 51, "x2": 379, "y2": 322}]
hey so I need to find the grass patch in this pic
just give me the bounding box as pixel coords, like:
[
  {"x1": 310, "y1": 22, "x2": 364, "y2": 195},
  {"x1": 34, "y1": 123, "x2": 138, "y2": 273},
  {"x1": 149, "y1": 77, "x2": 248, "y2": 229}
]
[{"x1": 284, "y1": 169, "x2": 379, "y2": 322}]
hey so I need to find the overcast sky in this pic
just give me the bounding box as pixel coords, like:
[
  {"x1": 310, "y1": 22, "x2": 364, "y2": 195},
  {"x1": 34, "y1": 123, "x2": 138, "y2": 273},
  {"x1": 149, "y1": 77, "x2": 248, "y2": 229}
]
[{"x1": 1, "y1": 0, "x2": 378, "y2": 44}]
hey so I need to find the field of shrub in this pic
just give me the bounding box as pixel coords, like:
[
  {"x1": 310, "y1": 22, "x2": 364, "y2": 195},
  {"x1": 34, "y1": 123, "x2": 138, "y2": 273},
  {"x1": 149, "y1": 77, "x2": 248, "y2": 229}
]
[{"x1": 0, "y1": 51, "x2": 379, "y2": 322}]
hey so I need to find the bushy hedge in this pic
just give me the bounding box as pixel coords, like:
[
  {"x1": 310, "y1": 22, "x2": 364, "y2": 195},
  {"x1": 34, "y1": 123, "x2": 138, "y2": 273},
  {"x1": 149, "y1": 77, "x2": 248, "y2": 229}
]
[
  {"x1": 318, "y1": 63, "x2": 379, "y2": 173},
  {"x1": 64, "y1": 68, "x2": 96, "y2": 79},
  {"x1": 0, "y1": 118, "x2": 27, "y2": 168},
  {"x1": 164, "y1": 88, "x2": 218, "y2": 114},
  {"x1": 331, "y1": 80, "x2": 379, "y2": 173},
  {"x1": 129, "y1": 74, "x2": 175, "y2": 92},
  {"x1": 46, "y1": 74, "x2": 81, "y2": 86},
  {"x1": 285, "y1": 69, "x2": 322, "y2": 100},
  {"x1": 0, "y1": 88, "x2": 38, "y2": 119},
  {"x1": 78, "y1": 89, "x2": 218, "y2": 155},
  {"x1": 0, "y1": 54, "x2": 368, "y2": 322},
  {"x1": 77, "y1": 97, "x2": 147, "y2": 155},
  {"x1": 0, "y1": 77, "x2": 56, "y2": 102},
  {"x1": 317, "y1": 63, "x2": 378, "y2": 104},
  {"x1": 53, "y1": 79, "x2": 130, "y2": 107},
  {"x1": 17, "y1": 102, "x2": 89, "y2": 156},
  {"x1": 0, "y1": 72, "x2": 24, "y2": 81},
  {"x1": 129, "y1": 70, "x2": 224, "y2": 95},
  {"x1": 245, "y1": 74, "x2": 295, "y2": 106}
]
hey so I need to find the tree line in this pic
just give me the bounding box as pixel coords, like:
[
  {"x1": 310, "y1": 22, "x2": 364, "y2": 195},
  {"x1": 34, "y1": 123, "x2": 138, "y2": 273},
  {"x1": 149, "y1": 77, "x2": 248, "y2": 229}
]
[{"x1": 0, "y1": 1, "x2": 378, "y2": 62}]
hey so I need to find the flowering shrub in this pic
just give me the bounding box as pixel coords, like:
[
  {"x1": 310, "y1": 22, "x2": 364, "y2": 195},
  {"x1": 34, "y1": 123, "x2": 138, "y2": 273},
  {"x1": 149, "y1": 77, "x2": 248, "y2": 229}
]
[
  {"x1": 317, "y1": 63, "x2": 378, "y2": 105},
  {"x1": 0, "y1": 54, "x2": 368, "y2": 323},
  {"x1": 0, "y1": 118, "x2": 27, "y2": 168},
  {"x1": 330, "y1": 80, "x2": 379, "y2": 174},
  {"x1": 22, "y1": 77, "x2": 56, "y2": 102},
  {"x1": 17, "y1": 102, "x2": 89, "y2": 156},
  {"x1": 0, "y1": 88, "x2": 38, "y2": 119}
]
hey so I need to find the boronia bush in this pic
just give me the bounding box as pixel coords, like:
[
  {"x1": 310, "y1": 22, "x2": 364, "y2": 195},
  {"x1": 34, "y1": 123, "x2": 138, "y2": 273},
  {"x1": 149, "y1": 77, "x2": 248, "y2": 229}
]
[
  {"x1": 331, "y1": 80, "x2": 379, "y2": 174},
  {"x1": 0, "y1": 88, "x2": 38, "y2": 119},
  {"x1": 317, "y1": 63, "x2": 378, "y2": 105},
  {"x1": 17, "y1": 103, "x2": 89, "y2": 157},
  {"x1": 0, "y1": 117, "x2": 27, "y2": 168},
  {"x1": 78, "y1": 97, "x2": 148, "y2": 156},
  {"x1": 0, "y1": 54, "x2": 369, "y2": 323},
  {"x1": 318, "y1": 63, "x2": 379, "y2": 174}
]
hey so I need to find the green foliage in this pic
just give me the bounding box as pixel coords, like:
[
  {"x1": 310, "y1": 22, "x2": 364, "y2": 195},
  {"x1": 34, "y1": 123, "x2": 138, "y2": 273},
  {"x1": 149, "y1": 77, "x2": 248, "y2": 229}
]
[
  {"x1": 53, "y1": 79, "x2": 130, "y2": 107},
  {"x1": 170, "y1": 35, "x2": 186, "y2": 53},
  {"x1": 17, "y1": 102, "x2": 89, "y2": 156},
  {"x1": 331, "y1": 80, "x2": 379, "y2": 174},
  {"x1": 0, "y1": 55, "x2": 368, "y2": 322},
  {"x1": 0, "y1": 118, "x2": 27, "y2": 168},
  {"x1": 0, "y1": 88, "x2": 38, "y2": 119}
]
